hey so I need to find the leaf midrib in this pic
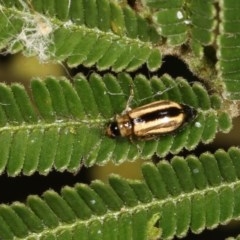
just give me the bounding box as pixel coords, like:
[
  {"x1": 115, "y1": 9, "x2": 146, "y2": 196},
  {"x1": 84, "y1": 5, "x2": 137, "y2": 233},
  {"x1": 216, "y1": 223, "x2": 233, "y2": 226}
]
[{"x1": 0, "y1": 118, "x2": 106, "y2": 133}]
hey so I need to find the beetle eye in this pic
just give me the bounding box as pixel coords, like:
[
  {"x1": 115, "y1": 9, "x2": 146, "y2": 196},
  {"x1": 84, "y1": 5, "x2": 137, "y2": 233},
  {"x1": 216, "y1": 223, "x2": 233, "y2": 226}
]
[{"x1": 110, "y1": 122, "x2": 120, "y2": 137}]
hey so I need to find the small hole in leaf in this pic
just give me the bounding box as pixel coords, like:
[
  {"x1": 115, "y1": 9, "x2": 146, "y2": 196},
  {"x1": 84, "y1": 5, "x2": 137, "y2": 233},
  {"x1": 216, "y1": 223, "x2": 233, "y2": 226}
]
[
  {"x1": 204, "y1": 46, "x2": 217, "y2": 65},
  {"x1": 127, "y1": 0, "x2": 143, "y2": 11},
  {"x1": 127, "y1": 0, "x2": 136, "y2": 8}
]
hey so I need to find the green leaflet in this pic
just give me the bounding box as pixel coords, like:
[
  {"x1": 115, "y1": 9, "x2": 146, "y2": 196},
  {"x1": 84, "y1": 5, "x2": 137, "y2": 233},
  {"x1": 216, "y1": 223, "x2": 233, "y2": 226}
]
[
  {"x1": 146, "y1": 0, "x2": 216, "y2": 54},
  {"x1": 217, "y1": 0, "x2": 240, "y2": 100},
  {"x1": 190, "y1": 0, "x2": 216, "y2": 48},
  {"x1": 153, "y1": 9, "x2": 188, "y2": 46},
  {"x1": 0, "y1": 148, "x2": 240, "y2": 239},
  {"x1": 0, "y1": 74, "x2": 232, "y2": 175}
]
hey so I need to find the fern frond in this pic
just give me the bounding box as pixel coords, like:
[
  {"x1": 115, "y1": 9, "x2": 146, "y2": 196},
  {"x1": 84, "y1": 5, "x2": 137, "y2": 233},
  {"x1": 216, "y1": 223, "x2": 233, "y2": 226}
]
[
  {"x1": 0, "y1": 0, "x2": 162, "y2": 71},
  {"x1": 0, "y1": 148, "x2": 240, "y2": 239},
  {"x1": 217, "y1": 1, "x2": 240, "y2": 100},
  {"x1": 0, "y1": 74, "x2": 232, "y2": 175}
]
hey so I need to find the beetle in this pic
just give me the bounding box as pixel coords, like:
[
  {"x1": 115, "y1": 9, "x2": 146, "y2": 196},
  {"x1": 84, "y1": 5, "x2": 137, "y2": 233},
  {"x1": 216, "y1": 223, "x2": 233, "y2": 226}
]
[{"x1": 106, "y1": 100, "x2": 196, "y2": 139}]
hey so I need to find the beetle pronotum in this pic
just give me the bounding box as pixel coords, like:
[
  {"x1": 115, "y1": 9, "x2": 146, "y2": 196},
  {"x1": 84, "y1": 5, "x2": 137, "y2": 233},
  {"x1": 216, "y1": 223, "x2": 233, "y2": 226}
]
[{"x1": 106, "y1": 100, "x2": 196, "y2": 139}]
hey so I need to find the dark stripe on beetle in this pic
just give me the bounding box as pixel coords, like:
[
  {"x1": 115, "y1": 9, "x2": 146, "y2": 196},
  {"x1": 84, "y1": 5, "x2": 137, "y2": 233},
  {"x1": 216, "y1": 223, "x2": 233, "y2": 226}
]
[
  {"x1": 132, "y1": 107, "x2": 183, "y2": 123},
  {"x1": 132, "y1": 100, "x2": 173, "y2": 111}
]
